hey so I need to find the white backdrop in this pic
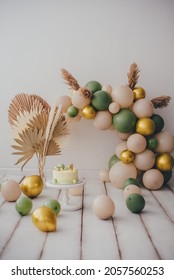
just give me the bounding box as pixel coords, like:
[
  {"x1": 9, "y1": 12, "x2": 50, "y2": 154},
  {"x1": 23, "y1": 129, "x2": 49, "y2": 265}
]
[{"x1": 0, "y1": 0, "x2": 174, "y2": 171}]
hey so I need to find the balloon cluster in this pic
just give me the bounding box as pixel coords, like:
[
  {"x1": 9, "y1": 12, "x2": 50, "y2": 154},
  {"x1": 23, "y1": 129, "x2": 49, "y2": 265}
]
[
  {"x1": 0, "y1": 177, "x2": 61, "y2": 232},
  {"x1": 59, "y1": 64, "x2": 174, "y2": 194}
]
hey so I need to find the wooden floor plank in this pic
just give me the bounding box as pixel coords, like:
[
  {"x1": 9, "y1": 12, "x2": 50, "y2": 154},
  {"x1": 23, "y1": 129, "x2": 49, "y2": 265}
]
[
  {"x1": 106, "y1": 183, "x2": 159, "y2": 260},
  {"x1": 41, "y1": 190, "x2": 83, "y2": 260},
  {"x1": 81, "y1": 179, "x2": 120, "y2": 260},
  {"x1": 151, "y1": 186, "x2": 174, "y2": 223},
  {"x1": 0, "y1": 187, "x2": 59, "y2": 259},
  {"x1": 140, "y1": 188, "x2": 174, "y2": 260}
]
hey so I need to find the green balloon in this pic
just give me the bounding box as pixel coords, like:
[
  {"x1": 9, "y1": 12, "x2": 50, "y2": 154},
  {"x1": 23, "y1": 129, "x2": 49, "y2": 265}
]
[
  {"x1": 85, "y1": 80, "x2": 102, "y2": 93},
  {"x1": 161, "y1": 171, "x2": 172, "y2": 184},
  {"x1": 151, "y1": 114, "x2": 164, "y2": 133},
  {"x1": 112, "y1": 109, "x2": 137, "y2": 133},
  {"x1": 126, "y1": 193, "x2": 145, "y2": 213},
  {"x1": 91, "y1": 90, "x2": 112, "y2": 110},
  {"x1": 123, "y1": 178, "x2": 140, "y2": 189},
  {"x1": 67, "y1": 106, "x2": 78, "y2": 117},
  {"x1": 108, "y1": 154, "x2": 120, "y2": 169},
  {"x1": 147, "y1": 137, "x2": 158, "y2": 150}
]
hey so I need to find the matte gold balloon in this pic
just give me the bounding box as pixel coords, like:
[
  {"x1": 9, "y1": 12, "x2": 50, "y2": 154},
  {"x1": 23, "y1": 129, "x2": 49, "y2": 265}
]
[
  {"x1": 82, "y1": 105, "x2": 96, "y2": 119},
  {"x1": 120, "y1": 150, "x2": 135, "y2": 164},
  {"x1": 133, "y1": 87, "x2": 146, "y2": 101},
  {"x1": 156, "y1": 153, "x2": 174, "y2": 171},
  {"x1": 136, "y1": 118, "x2": 155, "y2": 136},
  {"x1": 20, "y1": 175, "x2": 43, "y2": 198},
  {"x1": 32, "y1": 206, "x2": 57, "y2": 232}
]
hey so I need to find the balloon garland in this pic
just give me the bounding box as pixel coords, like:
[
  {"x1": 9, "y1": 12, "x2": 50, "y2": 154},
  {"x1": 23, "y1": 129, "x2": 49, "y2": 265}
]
[{"x1": 59, "y1": 63, "x2": 174, "y2": 194}]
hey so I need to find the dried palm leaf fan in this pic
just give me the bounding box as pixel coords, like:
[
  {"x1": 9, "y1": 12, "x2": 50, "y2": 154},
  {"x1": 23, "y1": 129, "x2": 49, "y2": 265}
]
[
  {"x1": 8, "y1": 93, "x2": 69, "y2": 178},
  {"x1": 127, "y1": 63, "x2": 171, "y2": 108}
]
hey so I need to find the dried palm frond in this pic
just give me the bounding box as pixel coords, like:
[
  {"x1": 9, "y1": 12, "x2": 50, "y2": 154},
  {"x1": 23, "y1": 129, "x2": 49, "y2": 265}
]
[
  {"x1": 8, "y1": 93, "x2": 50, "y2": 125},
  {"x1": 127, "y1": 63, "x2": 140, "y2": 90},
  {"x1": 12, "y1": 126, "x2": 45, "y2": 170},
  {"x1": 8, "y1": 93, "x2": 69, "y2": 177},
  {"x1": 151, "y1": 96, "x2": 171, "y2": 108},
  {"x1": 61, "y1": 68, "x2": 80, "y2": 90}
]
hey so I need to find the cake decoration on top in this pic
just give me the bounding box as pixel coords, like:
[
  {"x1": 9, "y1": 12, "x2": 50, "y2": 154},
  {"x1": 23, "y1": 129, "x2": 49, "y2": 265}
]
[{"x1": 53, "y1": 163, "x2": 78, "y2": 184}]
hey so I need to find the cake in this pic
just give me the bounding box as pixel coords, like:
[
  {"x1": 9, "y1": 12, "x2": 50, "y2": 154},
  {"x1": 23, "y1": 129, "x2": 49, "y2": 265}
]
[{"x1": 53, "y1": 163, "x2": 78, "y2": 184}]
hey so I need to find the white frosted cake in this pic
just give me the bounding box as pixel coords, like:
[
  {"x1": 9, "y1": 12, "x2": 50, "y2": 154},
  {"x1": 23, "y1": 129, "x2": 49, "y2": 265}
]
[{"x1": 53, "y1": 163, "x2": 78, "y2": 184}]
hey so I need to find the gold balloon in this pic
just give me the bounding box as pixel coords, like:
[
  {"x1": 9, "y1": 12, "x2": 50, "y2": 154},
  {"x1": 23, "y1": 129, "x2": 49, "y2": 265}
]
[
  {"x1": 20, "y1": 175, "x2": 43, "y2": 198},
  {"x1": 120, "y1": 150, "x2": 135, "y2": 164},
  {"x1": 133, "y1": 87, "x2": 146, "y2": 101},
  {"x1": 82, "y1": 105, "x2": 96, "y2": 119},
  {"x1": 156, "y1": 153, "x2": 174, "y2": 171},
  {"x1": 32, "y1": 206, "x2": 57, "y2": 232},
  {"x1": 136, "y1": 118, "x2": 155, "y2": 136}
]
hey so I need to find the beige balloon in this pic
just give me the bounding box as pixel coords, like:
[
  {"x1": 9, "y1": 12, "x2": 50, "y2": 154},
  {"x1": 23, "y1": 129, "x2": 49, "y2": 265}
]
[
  {"x1": 56, "y1": 95, "x2": 72, "y2": 113},
  {"x1": 93, "y1": 195, "x2": 115, "y2": 219},
  {"x1": 142, "y1": 169, "x2": 164, "y2": 190},
  {"x1": 132, "y1": 99, "x2": 154, "y2": 118},
  {"x1": 109, "y1": 102, "x2": 120, "y2": 114},
  {"x1": 112, "y1": 85, "x2": 134, "y2": 108},
  {"x1": 127, "y1": 133, "x2": 147, "y2": 153},
  {"x1": 155, "y1": 131, "x2": 174, "y2": 153},
  {"x1": 93, "y1": 111, "x2": 112, "y2": 130},
  {"x1": 102, "y1": 84, "x2": 112, "y2": 95},
  {"x1": 1, "y1": 180, "x2": 21, "y2": 202},
  {"x1": 117, "y1": 131, "x2": 132, "y2": 141},
  {"x1": 99, "y1": 169, "x2": 110, "y2": 182},
  {"x1": 115, "y1": 141, "x2": 127, "y2": 158},
  {"x1": 123, "y1": 184, "x2": 142, "y2": 199},
  {"x1": 109, "y1": 161, "x2": 137, "y2": 188},
  {"x1": 134, "y1": 149, "x2": 155, "y2": 171},
  {"x1": 71, "y1": 90, "x2": 90, "y2": 109}
]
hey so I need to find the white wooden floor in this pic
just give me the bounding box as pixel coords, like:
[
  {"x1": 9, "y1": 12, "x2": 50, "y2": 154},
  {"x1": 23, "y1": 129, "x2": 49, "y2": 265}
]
[{"x1": 0, "y1": 169, "x2": 174, "y2": 260}]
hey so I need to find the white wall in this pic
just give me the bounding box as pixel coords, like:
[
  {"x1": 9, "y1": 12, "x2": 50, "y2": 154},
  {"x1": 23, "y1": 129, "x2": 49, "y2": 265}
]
[{"x1": 0, "y1": 0, "x2": 174, "y2": 171}]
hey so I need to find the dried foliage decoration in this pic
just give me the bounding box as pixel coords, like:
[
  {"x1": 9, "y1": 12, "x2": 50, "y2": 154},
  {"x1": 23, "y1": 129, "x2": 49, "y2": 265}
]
[
  {"x1": 8, "y1": 93, "x2": 69, "y2": 177},
  {"x1": 61, "y1": 68, "x2": 80, "y2": 90},
  {"x1": 127, "y1": 63, "x2": 140, "y2": 90},
  {"x1": 151, "y1": 96, "x2": 171, "y2": 109},
  {"x1": 61, "y1": 68, "x2": 92, "y2": 98}
]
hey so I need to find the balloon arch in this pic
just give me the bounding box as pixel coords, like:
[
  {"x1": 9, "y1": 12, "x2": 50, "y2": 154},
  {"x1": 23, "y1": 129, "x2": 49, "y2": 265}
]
[
  {"x1": 8, "y1": 63, "x2": 173, "y2": 196},
  {"x1": 56, "y1": 63, "x2": 173, "y2": 191}
]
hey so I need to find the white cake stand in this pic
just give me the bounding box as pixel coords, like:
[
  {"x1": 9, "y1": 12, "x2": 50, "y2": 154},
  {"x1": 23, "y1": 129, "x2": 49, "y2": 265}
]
[{"x1": 46, "y1": 179, "x2": 86, "y2": 211}]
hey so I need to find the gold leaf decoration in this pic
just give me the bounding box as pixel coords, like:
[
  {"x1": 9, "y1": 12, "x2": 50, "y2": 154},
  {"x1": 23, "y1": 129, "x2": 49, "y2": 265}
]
[{"x1": 8, "y1": 94, "x2": 69, "y2": 177}]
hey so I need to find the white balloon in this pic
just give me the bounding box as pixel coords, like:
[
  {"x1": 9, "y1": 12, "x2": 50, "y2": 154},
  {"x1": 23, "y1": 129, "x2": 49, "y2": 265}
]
[
  {"x1": 99, "y1": 169, "x2": 110, "y2": 182},
  {"x1": 132, "y1": 99, "x2": 154, "y2": 118},
  {"x1": 143, "y1": 169, "x2": 164, "y2": 190},
  {"x1": 109, "y1": 161, "x2": 137, "y2": 188},
  {"x1": 93, "y1": 195, "x2": 115, "y2": 219},
  {"x1": 56, "y1": 95, "x2": 72, "y2": 113},
  {"x1": 127, "y1": 133, "x2": 147, "y2": 153},
  {"x1": 102, "y1": 84, "x2": 112, "y2": 95},
  {"x1": 134, "y1": 149, "x2": 155, "y2": 171},
  {"x1": 109, "y1": 102, "x2": 120, "y2": 114},
  {"x1": 112, "y1": 85, "x2": 134, "y2": 108},
  {"x1": 155, "y1": 131, "x2": 174, "y2": 153},
  {"x1": 93, "y1": 111, "x2": 112, "y2": 130}
]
